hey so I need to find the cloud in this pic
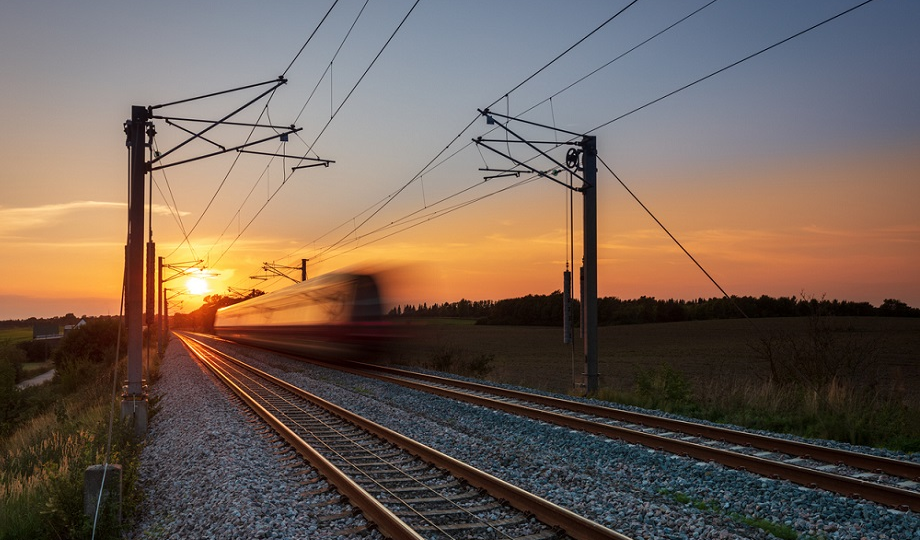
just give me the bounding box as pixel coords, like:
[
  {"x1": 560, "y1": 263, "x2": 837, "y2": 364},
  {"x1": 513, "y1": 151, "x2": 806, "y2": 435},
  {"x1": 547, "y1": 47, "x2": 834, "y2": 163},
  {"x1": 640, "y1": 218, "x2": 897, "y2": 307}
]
[
  {"x1": 0, "y1": 201, "x2": 185, "y2": 235},
  {"x1": 0, "y1": 201, "x2": 123, "y2": 233}
]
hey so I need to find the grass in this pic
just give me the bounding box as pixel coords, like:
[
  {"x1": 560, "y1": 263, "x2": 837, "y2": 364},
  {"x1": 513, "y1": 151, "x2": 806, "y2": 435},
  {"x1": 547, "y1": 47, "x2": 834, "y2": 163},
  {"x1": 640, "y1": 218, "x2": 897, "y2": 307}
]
[
  {"x1": 658, "y1": 489, "x2": 820, "y2": 540},
  {"x1": 0, "y1": 327, "x2": 33, "y2": 345},
  {"x1": 392, "y1": 317, "x2": 920, "y2": 451},
  {"x1": 0, "y1": 354, "x2": 152, "y2": 539}
]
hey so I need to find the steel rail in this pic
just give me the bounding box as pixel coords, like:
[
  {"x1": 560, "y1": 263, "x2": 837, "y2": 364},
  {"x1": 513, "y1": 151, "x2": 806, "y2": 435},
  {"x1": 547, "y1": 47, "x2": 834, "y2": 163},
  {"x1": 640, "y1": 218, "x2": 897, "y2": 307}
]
[
  {"x1": 176, "y1": 334, "x2": 425, "y2": 540},
  {"x1": 303, "y1": 358, "x2": 920, "y2": 512},
  {"x1": 181, "y1": 333, "x2": 632, "y2": 540},
  {"x1": 338, "y1": 359, "x2": 920, "y2": 482}
]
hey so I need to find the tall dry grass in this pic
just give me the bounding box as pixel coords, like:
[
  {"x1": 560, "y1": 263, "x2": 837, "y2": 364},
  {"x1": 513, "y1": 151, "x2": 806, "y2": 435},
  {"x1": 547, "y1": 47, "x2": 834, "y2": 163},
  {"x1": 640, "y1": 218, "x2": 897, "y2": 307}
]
[
  {"x1": 600, "y1": 366, "x2": 919, "y2": 452},
  {"x1": 0, "y1": 354, "x2": 146, "y2": 539},
  {"x1": 0, "y1": 399, "x2": 110, "y2": 538}
]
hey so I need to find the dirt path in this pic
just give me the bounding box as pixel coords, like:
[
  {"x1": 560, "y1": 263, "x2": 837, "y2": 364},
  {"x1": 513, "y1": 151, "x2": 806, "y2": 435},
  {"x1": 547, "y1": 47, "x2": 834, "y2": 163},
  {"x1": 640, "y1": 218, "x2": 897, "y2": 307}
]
[{"x1": 16, "y1": 369, "x2": 55, "y2": 389}]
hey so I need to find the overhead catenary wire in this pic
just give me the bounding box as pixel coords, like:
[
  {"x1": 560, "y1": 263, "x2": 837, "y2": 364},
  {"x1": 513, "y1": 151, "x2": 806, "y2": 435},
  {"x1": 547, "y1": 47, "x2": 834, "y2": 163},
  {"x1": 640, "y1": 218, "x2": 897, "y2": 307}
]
[
  {"x1": 484, "y1": 0, "x2": 640, "y2": 114},
  {"x1": 290, "y1": 1, "x2": 640, "y2": 270},
  {"x1": 151, "y1": 146, "x2": 199, "y2": 262},
  {"x1": 514, "y1": 0, "x2": 720, "y2": 122},
  {"x1": 213, "y1": 0, "x2": 420, "y2": 278},
  {"x1": 302, "y1": 0, "x2": 420, "y2": 156},
  {"x1": 227, "y1": 0, "x2": 875, "y2": 295},
  {"x1": 208, "y1": 0, "x2": 378, "y2": 269},
  {"x1": 317, "y1": 174, "x2": 545, "y2": 265},
  {"x1": 157, "y1": 0, "x2": 375, "y2": 275},
  {"x1": 292, "y1": 0, "x2": 370, "y2": 127},
  {"x1": 205, "y1": 142, "x2": 283, "y2": 263},
  {"x1": 340, "y1": 0, "x2": 881, "y2": 272},
  {"x1": 281, "y1": 0, "x2": 342, "y2": 78},
  {"x1": 587, "y1": 0, "x2": 878, "y2": 134},
  {"x1": 157, "y1": 0, "x2": 344, "y2": 263}
]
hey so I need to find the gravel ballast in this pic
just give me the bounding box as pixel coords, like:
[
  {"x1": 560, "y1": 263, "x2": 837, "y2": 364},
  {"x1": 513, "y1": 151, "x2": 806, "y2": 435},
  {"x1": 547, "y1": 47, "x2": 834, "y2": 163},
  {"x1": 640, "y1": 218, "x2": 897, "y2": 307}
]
[
  {"x1": 128, "y1": 340, "x2": 379, "y2": 540},
  {"x1": 132, "y1": 338, "x2": 919, "y2": 539}
]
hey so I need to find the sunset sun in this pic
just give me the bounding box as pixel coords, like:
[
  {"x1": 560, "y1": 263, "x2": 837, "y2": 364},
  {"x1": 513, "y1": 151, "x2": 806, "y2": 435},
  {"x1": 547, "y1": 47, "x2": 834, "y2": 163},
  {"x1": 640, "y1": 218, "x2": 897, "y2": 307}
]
[{"x1": 186, "y1": 276, "x2": 210, "y2": 296}]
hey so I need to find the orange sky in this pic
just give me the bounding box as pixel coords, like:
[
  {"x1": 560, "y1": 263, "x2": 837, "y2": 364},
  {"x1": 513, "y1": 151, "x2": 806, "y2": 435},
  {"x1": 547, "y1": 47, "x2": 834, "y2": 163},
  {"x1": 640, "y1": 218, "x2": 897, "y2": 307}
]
[{"x1": 1, "y1": 1, "x2": 918, "y2": 319}]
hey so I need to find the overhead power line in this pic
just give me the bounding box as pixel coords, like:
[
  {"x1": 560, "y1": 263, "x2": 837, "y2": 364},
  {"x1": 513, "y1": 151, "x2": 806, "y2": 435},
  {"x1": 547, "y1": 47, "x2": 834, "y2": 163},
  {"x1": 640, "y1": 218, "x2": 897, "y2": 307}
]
[
  {"x1": 235, "y1": 0, "x2": 877, "y2": 292},
  {"x1": 516, "y1": 0, "x2": 720, "y2": 121},
  {"x1": 303, "y1": 0, "x2": 420, "y2": 154},
  {"x1": 214, "y1": 0, "x2": 421, "y2": 284},
  {"x1": 159, "y1": 2, "x2": 344, "y2": 264},
  {"x1": 282, "y1": 0, "x2": 342, "y2": 77},
  {"x1": 484, "y1": 0, "x2": 640, "y2": 112},
  {"x1": 292, "y1": 0, "x2": 371, "y2": 127},
  {"x1": 588, "y1": 0, "x2": 879, "y2": 134},
  {"x1": 297, "y1": 0, "x2": 640, "y2": 268}
]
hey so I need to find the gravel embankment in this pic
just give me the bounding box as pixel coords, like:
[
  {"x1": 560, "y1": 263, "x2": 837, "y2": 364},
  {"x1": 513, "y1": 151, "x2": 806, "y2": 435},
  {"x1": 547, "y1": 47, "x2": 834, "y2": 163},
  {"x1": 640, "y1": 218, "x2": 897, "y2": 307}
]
[
  {"x1": 128, "y1": 340, "x2": 380, "y2": 540},
  {"x1": 133, "y1": 339, "x2": 920, "y2": 540}
]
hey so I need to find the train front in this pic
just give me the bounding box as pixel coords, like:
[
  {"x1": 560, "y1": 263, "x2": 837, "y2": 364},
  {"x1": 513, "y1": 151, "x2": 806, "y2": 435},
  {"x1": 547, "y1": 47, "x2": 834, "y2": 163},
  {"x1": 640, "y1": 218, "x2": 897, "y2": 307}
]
[{"x1": 213, "y1": 272, "x2": 401, "y2": 361}]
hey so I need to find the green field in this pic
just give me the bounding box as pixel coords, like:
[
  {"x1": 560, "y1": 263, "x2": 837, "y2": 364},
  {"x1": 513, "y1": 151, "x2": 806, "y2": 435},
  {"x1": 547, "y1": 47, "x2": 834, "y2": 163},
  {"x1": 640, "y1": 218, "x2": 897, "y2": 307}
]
[{"x1": 0, "y1": 327, "x2": 32, "y2": 345}]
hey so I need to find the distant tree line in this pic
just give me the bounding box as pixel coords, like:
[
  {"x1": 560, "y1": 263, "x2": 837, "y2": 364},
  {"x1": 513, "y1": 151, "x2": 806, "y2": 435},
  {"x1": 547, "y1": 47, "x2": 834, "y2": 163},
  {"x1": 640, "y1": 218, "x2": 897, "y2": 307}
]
[
  {"x1": 387, "y1": 293, "x2": 919, "y2": 326},
  {"x1": 0, "y1": 312, "x2": 83, "y2": 331}
]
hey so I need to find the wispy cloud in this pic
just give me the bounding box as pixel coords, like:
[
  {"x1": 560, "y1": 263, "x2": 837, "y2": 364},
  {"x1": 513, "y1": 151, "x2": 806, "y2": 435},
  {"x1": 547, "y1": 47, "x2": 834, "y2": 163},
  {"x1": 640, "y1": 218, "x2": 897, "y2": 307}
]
[
  {"x1": 0, "y1": 201, "x2": 123, "y2": 232},
  {"x1": 0, "y1": 201, "x2": 183, "y2": 234}
]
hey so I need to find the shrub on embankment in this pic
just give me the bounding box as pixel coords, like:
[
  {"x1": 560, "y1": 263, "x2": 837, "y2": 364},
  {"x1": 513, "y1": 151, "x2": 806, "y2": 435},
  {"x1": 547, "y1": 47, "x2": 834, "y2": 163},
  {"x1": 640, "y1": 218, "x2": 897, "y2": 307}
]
[
  {"x1": 0, "y1": 319, "x2": 151, "y2": 539},
  {"x1": 601, "y1": 364, "x2": 920, "y2": 452}
]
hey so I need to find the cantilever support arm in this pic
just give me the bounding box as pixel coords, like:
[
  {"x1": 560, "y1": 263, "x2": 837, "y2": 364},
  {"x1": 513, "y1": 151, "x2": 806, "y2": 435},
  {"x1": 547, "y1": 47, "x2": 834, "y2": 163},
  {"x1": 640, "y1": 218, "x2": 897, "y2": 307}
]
[
  {"x1": 164, "y1": 118, "x2": 226, "y2": 151},
  {"x1": 478, "y1": 111, "x2": 584, "y2": 186},
  {"x1": 474, "y1": 138, "x2": 581, "y2": 192},
  {"x1": 150, "y1": 127, "x2": 302, "y2": 171},
  {"x1": 152, "y1": 78, "x2": 287, "y2": 165}
]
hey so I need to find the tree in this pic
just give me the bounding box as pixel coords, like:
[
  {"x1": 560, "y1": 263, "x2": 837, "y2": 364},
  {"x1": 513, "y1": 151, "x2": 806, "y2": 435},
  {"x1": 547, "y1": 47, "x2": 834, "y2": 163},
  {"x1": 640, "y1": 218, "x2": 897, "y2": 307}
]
[
  {"x1": 51, "y1": 318, "x2": 123, "y2": 371},
  {"x1": 879, "y1": 298, "x2": 915, "y2": 317}
]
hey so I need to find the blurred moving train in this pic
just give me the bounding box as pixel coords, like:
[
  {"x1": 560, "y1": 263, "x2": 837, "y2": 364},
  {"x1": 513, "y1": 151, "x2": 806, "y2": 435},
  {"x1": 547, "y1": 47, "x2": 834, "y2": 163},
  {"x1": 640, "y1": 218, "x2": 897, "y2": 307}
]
[{"x1": 213, "y1": 272, "x2": 396, "y2": 360}]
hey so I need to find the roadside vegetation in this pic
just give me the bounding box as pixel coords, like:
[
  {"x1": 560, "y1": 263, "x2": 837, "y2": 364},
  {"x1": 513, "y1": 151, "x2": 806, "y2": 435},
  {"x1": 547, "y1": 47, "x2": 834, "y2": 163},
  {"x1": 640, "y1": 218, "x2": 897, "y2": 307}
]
[
  {"x1": 0, "y1": 318, "x2": 157, "y2": 539},
  {"x1": 600, "y1": 362, "x2": 919, "y2": 452}
]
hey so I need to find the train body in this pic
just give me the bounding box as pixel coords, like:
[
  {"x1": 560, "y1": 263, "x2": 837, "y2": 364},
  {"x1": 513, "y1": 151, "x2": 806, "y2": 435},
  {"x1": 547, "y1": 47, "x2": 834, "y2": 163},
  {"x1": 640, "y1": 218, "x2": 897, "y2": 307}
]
[{"x1": 213, "y1": 272, "x2": 393, "y2": 359}]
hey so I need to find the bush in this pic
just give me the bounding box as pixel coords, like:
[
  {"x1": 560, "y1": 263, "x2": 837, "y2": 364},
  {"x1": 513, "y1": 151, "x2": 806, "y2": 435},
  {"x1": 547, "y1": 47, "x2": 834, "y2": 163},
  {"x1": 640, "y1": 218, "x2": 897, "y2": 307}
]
[
  {"x1": 17, "y1": 339, "x2": 57, "y2": 364},
  {"x1": 52, "y1": 319, "x2": 124, "y2": 373},
  {"x1": 426, "y1": 344, "x2": 495, "y2": 379},
  {"x1": 0, "y1": 358, "x2": 21, "y2": 435},
  {"x1": 634, "y1": 364, "x2": 693, "y2": 409}
]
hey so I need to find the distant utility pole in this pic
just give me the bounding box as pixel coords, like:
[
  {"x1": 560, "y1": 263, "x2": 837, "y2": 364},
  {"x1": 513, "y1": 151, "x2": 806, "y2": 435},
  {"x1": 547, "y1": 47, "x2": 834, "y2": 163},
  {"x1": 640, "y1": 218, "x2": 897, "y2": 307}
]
[
  {"x1": 474, "y1": 110, "x2": 600, "y2": 393},
  {"x1": 253, "y1": 259, "x2": 308, "y2": 283},
  {"x1": 157, "y1": 257, "x2": 203, "y2": 356}
]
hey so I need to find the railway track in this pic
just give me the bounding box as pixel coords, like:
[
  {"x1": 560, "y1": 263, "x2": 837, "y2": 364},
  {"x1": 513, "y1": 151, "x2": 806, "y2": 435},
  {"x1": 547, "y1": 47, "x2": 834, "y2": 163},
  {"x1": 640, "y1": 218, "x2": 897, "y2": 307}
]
[
  {"x1": 196, "y1": 335, "x2": 919, "y2": 514},
  {"x1": 322, "y1": 358, "x2": 920, "y2": 513},
  {"x1": 176, "y1": 333, "x2": 631, "y2": 540}
]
